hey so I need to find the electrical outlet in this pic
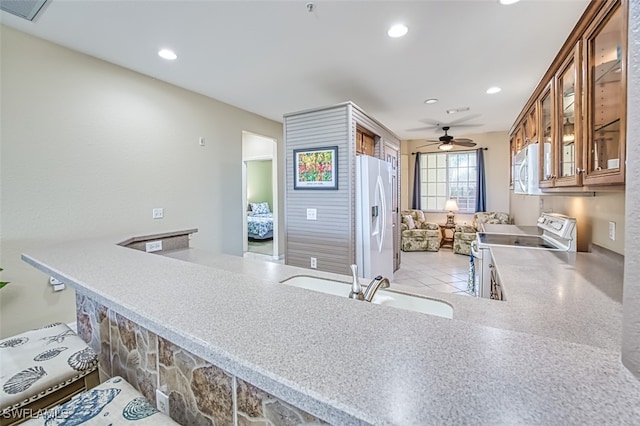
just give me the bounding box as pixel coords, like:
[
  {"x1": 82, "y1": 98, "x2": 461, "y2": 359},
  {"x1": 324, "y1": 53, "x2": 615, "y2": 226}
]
[
  {"x1": 310, "y1": 257, "x2": 317, "y2": 269},
  {"x1": 145, "y1": 240, "x2": 163, "y2": 253},
  {"x1": 156, "y1": 388, "x2": 170, "y2": 416},
  {"x1": 152, "y1": 208, "x2": 164, "y2": 219},
  {"x1": 306, "y1": 208, "x2": 317, "y2": 220},
  {"x1": 609, "y1": 221, "x2": 616, "y2": 241}
]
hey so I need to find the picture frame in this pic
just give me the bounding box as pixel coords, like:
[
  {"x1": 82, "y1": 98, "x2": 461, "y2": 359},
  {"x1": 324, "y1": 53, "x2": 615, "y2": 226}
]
[{"x1": 293, "y1": 146, "x2": 338, "y2": 190}]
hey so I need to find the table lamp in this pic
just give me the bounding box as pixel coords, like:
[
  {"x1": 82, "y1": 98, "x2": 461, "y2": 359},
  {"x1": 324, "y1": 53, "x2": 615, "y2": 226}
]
[{"x1": 444, "y1": 198, "x2": 459, "y2": 225}]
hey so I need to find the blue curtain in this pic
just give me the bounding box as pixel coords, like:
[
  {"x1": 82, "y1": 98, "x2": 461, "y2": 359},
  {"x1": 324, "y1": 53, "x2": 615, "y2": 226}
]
[
  {"x1": 476, "y1": 148, "x2": 487, "y2": 212},
  {"x1": 412, "y1": 153, "x2": 421, "y2": 209}
]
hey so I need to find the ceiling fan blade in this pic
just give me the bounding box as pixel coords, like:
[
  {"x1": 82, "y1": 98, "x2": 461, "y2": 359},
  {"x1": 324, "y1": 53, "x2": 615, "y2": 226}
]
[
  {"x1": 415, "y1": 142, "x2": 440, "y2": 149},
  {"x1": 418, "y1": 118, "x2": 443, "y2": 126},
  {"x1": 446, "y1": 114, "x2": 482, "y2": 126},
  {"x1": 453, "y1": 138, "x2": 474, "y2": 143},
  {"x1": 447, "y1": 123, "x2": 483, "y2": 129},
  {"x1": 452, "y1": 140, "x2": 477, "y2": 147}
]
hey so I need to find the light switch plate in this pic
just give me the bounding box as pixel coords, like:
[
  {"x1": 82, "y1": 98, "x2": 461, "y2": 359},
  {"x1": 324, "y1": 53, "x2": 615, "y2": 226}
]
[{"x1": 609, "y1": 221, "x2": 616, "y2": 241}]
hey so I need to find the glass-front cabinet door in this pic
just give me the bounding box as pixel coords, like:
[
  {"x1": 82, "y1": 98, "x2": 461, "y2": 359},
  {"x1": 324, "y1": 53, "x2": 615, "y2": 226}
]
[
  {"x1": 555, "y1": 43, "x2": 582, "y2": 187},
  {"x1": 524, "y1": 104, "x2": 537, "y2": 146},
  {"x1": 538, "y1": 83, "x2": 555, "y2": 188},
  {"x1": 583, "y1": 0, "x2": 626, "y2": 185}
]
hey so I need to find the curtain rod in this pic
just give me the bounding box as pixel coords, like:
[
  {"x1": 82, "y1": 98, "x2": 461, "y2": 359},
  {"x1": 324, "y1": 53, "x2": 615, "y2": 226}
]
[{"x1": 411, "y1": 147, "x2": 488, "y2": 155}]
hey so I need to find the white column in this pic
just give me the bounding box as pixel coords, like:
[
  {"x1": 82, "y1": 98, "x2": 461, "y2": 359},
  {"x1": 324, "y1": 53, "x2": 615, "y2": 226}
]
[{"x1": 622, "y1": 0, "x2": 640, "y2": 378}]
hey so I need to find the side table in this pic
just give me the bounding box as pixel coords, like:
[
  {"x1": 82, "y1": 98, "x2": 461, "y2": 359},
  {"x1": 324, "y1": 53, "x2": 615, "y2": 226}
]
[{"x1": 439, "y1": 223, "x2": 456, "y2": 249}]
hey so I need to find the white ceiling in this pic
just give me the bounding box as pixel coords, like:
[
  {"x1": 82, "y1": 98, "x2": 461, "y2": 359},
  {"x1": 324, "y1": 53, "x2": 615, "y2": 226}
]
[{"x1": 1, "y1": 0, "x2": 590, "y2": 140}]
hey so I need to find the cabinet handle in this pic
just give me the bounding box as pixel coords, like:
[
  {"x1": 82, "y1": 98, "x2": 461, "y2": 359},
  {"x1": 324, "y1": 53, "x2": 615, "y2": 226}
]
[{"x1": 576, "y1": 168, "x2": 584, "y2": 174}]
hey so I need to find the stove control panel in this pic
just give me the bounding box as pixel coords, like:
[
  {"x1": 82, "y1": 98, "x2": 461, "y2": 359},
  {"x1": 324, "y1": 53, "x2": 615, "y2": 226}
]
[{"x1": 537, "y1": 213, "x2": 577, "y2": 240}]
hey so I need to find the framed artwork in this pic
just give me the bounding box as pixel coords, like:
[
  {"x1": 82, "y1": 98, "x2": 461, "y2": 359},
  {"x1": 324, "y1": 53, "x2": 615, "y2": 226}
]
[{"x1": 293, "y1": 146, "x2": 338, "y2": 190}]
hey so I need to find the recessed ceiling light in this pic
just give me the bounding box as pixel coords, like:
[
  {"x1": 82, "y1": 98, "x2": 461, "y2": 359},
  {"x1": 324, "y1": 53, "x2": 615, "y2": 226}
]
[
  {"x1": 158, "y1": 49, "x2": 177, "y2": 60},
  {"x1": 388, "y1": 24, "x2": 408, "y2": 38},
  {"x1": 486, "y1": 86, "x2": 502, "y2": 94},
  {"x1": 499, "y1": 0, "x2": 520, "y2": 5},
  {"x1": 424, "y1": 98, "x2": 438, "y2": 104}
]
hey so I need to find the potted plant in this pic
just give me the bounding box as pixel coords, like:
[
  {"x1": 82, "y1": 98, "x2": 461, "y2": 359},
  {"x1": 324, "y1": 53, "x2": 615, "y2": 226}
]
[{"x1": 0, "y1": 267, "x2": 8, "y2": 289}]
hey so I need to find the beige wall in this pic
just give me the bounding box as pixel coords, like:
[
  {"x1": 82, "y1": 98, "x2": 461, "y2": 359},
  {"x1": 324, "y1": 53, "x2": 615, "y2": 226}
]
[
  {"x1": 247, "y1": 160, "x2": 273, "y2": 210},
  {"x1": 0, "y1": 26, "x2": 283, "y2": 338},
  {"x1": 400, "y1": 131, "x2": 510, "y2": 223},
  {"x1": 510, "y1": 191, "x2": 625, "y2": 254}
]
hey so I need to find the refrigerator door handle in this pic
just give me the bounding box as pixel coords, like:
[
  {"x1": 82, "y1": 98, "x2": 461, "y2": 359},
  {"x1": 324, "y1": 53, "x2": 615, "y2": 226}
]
[{"x1": 376, "y1": 176, "x2": 386, "y2": 253}]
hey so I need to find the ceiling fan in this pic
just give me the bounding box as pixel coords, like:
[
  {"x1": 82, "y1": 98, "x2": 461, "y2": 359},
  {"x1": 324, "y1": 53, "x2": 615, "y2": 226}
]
[{"x1": 416, "y1": 127, "x2": 476, "y2": 151}]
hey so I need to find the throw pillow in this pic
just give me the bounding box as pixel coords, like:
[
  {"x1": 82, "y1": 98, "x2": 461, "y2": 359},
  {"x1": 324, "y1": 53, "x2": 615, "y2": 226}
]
[
  {"x1": 403, "y1": 214, "x2": 416, "y2": 230},
  {"x1": 250, "y1": 202, "x2": 271, "y2": 215}
]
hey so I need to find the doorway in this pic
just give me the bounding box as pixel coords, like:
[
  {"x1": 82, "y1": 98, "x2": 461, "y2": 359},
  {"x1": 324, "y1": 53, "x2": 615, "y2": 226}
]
[{"x1": 242, "y1": 132, "x2": 279, "y2": 260}]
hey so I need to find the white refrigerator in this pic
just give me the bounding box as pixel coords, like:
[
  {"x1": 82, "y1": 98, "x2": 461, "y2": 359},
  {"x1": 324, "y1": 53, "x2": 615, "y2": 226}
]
[{"x1": 356, "y1": 155, "x2": 394, "y2": 280}]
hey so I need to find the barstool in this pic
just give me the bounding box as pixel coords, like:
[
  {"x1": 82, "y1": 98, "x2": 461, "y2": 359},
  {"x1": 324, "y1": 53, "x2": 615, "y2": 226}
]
[
  {"x1": 21, "y1": 376, "x2": 179, "y2": 425},
  {"x1": 0, "y1": 323, "x2": 99, "y2": 425}
]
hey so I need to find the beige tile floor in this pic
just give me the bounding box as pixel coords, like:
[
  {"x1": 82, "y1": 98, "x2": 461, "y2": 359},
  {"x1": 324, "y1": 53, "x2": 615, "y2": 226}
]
[{"x1": 390, "y1": 247, "x2": 473, "y2": 297}]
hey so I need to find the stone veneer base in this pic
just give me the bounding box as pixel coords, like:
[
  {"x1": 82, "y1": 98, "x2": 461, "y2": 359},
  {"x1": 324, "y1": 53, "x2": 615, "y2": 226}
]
[{"x1": 76, "y1": 293, "x2": 326, "y2": 426}]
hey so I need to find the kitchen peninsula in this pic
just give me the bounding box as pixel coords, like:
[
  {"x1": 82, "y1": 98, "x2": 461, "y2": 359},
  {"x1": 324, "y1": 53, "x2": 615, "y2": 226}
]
[{"x1": 22, "y1": 230, "x2": 640, "y2": 425}]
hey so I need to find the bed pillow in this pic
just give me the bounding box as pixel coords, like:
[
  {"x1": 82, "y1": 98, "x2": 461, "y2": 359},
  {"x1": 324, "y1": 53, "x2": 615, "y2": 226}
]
[{"x1": 250, "y1": 202, "x2": 270, "y2": 215}]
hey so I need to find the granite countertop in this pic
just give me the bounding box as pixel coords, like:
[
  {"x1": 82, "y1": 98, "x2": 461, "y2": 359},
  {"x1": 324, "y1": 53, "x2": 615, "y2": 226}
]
[{"x1": 21, "y1": 231, "x2": 640, "y2": 425}]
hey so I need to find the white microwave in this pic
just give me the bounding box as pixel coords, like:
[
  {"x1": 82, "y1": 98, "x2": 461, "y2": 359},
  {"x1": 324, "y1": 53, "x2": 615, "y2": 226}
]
[{"x1": 514, "y1": 143, "x2": 543, "y2": 195}]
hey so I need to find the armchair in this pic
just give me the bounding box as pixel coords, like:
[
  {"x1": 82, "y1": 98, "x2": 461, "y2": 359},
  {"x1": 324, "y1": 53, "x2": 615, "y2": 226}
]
[
  {"x1": 401, "y1": 210, "x2": 442, "y2": 252},
  {"x1": 453, "y1": 212, "x2": 511, "y2": 255}
]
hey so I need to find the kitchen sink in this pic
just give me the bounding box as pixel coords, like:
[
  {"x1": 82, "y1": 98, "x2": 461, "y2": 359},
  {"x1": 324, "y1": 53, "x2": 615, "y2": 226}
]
[{"x1": 280, "y1": 275, "x2": 453, "y2": 319}]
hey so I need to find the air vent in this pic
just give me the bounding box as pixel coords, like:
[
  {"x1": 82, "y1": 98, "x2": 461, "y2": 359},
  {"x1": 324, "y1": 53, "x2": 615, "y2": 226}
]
[{"x1": 0, "y1": 0, "x2": 49, "y2": 21}]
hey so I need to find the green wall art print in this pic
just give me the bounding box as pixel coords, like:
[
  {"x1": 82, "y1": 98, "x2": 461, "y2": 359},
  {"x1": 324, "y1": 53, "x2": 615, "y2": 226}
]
[{"x1": 293, "y1": 146, "x2": 338, "y2": 190}]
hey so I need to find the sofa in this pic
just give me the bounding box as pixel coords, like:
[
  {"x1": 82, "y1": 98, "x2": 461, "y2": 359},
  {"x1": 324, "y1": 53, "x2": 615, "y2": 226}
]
[
  {"x1": 401, "y1": 210, "x2": 442, "y2": 252},
  {"x1": 453, "y1": 212, "x2": 511, "y2": 255}
]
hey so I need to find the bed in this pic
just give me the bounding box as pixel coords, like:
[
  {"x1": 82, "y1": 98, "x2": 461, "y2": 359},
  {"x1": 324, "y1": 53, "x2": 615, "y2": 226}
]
[{"x1": 247, "y1": 202, "x2": 274, "y2": 240}]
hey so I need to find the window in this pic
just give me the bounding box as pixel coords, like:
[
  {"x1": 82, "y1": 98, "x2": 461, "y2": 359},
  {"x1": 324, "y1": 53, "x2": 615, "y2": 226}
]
[{"x1": 419, "y1": 151, "x2": 477, "y2": 213}]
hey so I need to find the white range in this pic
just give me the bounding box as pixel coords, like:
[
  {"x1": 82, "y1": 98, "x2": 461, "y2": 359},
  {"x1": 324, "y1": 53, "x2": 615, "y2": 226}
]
[{"x1": 471, "y1": 212, "x2": 577, "y2": 300}]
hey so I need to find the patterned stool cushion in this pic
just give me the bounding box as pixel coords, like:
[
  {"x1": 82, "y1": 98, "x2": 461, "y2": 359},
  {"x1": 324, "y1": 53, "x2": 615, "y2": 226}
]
[
  {"x1": 0, "y1": 323, "x2": 98, "y2": 411},
  {"x1": 22, "y1": 376, "x2": 179, "y2": 425}
]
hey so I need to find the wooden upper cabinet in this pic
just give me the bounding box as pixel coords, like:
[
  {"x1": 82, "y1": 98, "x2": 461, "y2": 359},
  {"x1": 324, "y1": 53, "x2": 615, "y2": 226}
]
[
  {"x1": 554, "y1": 42, "x2": 583, "y2": 187},
  {"x1": 509, "y1": 0, "x2": 626, "y2": 191},
  {"x1": 356, "y1": 127, "x2": 376, "y2": 156},
  {"x1": 514, "y1": 126, "x2": 524, "y2": 153},
  {"x1": 509, "y1": 135, "x2": 517, "y2": 188},
  {"x1": 582, "y1": 0, "x2": 626, "y2": 185}
]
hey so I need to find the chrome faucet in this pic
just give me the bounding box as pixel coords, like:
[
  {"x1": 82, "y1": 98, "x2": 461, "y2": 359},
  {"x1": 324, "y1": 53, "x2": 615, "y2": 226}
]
[
  {"x1": 363, "y1": 275, "x2": 390, "y2": 302},
  {"x1": 348, "y1": 264, "x2": 364, "y2": 300},
  {"x1": 348, "y1": 265, "x2": 390, "y2": 302}
]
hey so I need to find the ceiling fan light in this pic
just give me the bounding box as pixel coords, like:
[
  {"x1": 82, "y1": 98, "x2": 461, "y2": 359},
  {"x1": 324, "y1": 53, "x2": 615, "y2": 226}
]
[{"x1": 439, "y1": 144, "x2": 453, "y2": 151}]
